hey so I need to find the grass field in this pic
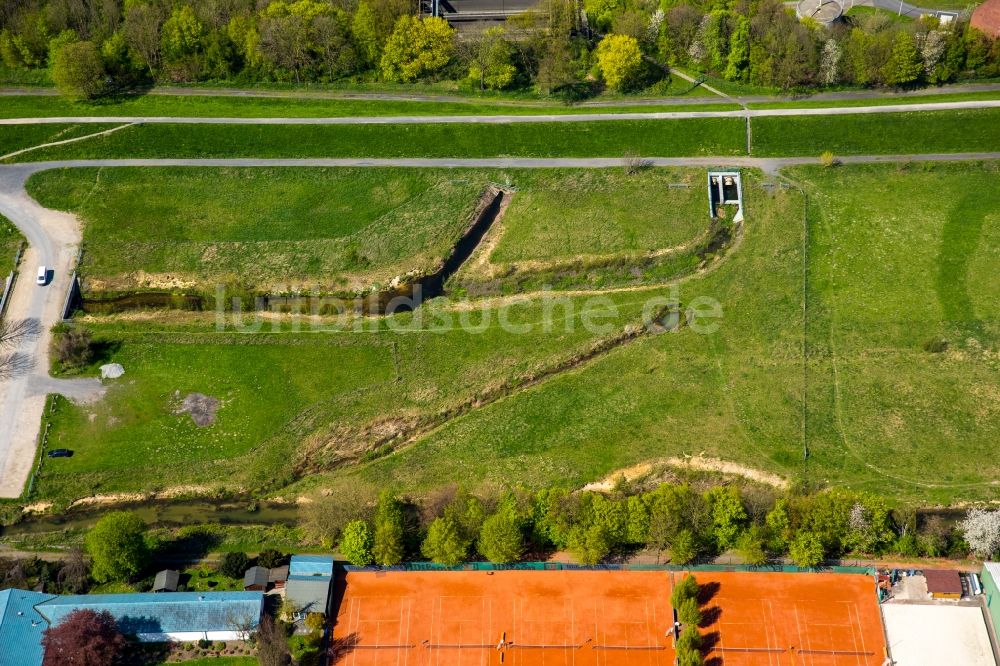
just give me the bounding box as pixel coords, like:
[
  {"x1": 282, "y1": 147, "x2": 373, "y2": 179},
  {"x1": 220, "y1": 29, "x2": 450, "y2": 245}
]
[
  {"x1": 36, "y1": 291, "x2": 659, "y2": 503},
  {"x1": 751, "y1": 108, "x2": 1000, "y2": 156},
  {"x1": 747, "y1": 90, "x2": 1000, "y2": 109},
  {"x1": 490, "y1": 169, "x2": 708, "y2": 262},
  {"x1": 0, "y1": 215, "x2": 23, "y2": 275},
  {"x1": 0, "y1": 93, "x2": 735, "y2": 118},
  {"x1": 296, "y1": 161, "x2": 1000, "y2": 505},
  {"x1": 6, "y1": 108, "x2": 1000, "y2": 161},
  {"x1": 791, "y1": 161, "x2": 1000, "y2": 498},
  {"x1": 27, "y1": 167, "x2": 486, "y2": 292},
  {"x1": 0, "y1": 123, "x2": 119, "y2": 157},
  {"x1": 28, "y1": 167, "x2": 716, "y2": 295},
  {"x1": 28, "y1": 162, "x2": 1000, "y2": 507},
  {"x1": 7, "y1": 119, "x2": 748, "y2": 161}
]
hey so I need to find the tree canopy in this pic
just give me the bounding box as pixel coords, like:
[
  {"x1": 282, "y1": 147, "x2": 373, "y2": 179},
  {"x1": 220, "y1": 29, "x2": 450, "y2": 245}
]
[{"x1": 84, "y1": 511, "x2": 149, "y2": 583}]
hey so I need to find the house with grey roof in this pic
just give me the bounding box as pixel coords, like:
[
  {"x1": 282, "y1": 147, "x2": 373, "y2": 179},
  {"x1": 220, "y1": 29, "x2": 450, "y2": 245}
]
[
  {"x1": 0, "y1": 588, "x2": 265, "y2": 666},
  {"x1": 284, "y1": 555, "x2": 334, "y2": 619}
]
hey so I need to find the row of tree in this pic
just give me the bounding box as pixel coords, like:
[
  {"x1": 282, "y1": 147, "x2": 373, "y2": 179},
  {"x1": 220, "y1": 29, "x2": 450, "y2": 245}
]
[
  {"x1": 650, "y1": 0, "x2": 1000, "y2": 89},
  {"x1": 6, "y1": 0, "x2": 998, "y2": 99},
  {"x1": 0, "y1": 0, "x2": 584, "y2": 97},
  {"x1": 303, "y1": 481, "x2": 1000, "y2": 569}
]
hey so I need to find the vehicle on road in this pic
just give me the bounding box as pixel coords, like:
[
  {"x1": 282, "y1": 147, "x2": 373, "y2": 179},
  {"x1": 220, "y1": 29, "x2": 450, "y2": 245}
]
[
  {"x1": 46, "y1": 449, "x2": 72, "y2": 458},
  {"x1": 36, "y1": 266, "x2": 48, "y2": 286}
]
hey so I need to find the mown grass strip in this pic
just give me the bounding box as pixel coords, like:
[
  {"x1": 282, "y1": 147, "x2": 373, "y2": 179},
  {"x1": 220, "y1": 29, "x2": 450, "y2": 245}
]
[
  {"x1": 8, "y1": 118, "x2": 748, "y2": 160},
  {"x1": 0, "y1": 94, "x2": 739, "y2": 119},
  {"x1": 0, "y1": 123, "x2": 119, "y2": 158},
  {"x1": 751, "y1": 108, "x2": 1000, "y2": 156}
]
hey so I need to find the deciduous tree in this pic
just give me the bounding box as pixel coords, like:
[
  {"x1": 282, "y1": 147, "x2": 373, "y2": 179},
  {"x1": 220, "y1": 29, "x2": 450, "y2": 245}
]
[
  {"x1": 595, "y1": 33, "x2": 643, "y2": 92},
  {"x1": 51, "y1": 40, "x2": 106, "y2": 99},
  {"x1": 380, "y1": 16, "x2": 454, "y2": 83},
  {"x1": 41, "y1": 609, "x2": 124, "y2": 666},
  {"x1": 477, "y1": 512, "x2": 524, "y2": 563},
  {"x1": 85, "y1": 511, "x2": 149, "y2": 583},
  {"x1": 340, "y1": 519, "x2": 375, "y2": 566}
]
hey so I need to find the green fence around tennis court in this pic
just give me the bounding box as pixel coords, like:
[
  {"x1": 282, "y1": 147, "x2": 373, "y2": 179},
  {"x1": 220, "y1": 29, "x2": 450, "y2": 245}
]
[{"x1": 344, "y1": 561, "x2": 876, "y2": 575}]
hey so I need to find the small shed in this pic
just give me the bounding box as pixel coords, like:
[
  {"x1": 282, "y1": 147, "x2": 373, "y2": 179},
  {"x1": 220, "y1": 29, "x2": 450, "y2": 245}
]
[
  {"x1": 153, "y1": 570, "x2": 180, "y2": 593},
  {"x1": 243, "y1": 566, "x2": 269, "y2": 592},
  {"x1": 285, "y1": 555, "x2": 334, "y2": 618},
  {"x1": 269, "y1": 565, "x2": 289, "y2": 590},
  {"x1": 924, "y1": 569, "x2": 962, "y2": 600}
]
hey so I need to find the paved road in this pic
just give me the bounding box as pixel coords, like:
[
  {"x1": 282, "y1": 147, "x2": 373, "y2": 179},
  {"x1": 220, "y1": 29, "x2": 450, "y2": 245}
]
[
  {"x1": 2, "y1": 99, "x2": 999, "y2": 125},
  {"x1": 1, "y1": 149, "x2": 999, "y2": 497},
  {"x1": 0, "y1": 166, "x2": 103, "y2": 499}
]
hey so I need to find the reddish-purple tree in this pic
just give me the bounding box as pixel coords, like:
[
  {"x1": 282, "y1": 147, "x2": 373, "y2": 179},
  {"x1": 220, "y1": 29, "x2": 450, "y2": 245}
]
[{"x1": 41, "y1": 609, "x2": 125, "y2": 666}]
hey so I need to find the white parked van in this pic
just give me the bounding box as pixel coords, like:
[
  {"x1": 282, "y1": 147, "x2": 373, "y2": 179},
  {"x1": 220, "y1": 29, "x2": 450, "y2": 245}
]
[{"x1": 36, "y1": 266, "x2": 48, "y2": 286}]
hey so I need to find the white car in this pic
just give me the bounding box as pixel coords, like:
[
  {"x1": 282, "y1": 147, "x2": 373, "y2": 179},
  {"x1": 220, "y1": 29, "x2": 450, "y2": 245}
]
[{"x1": 36, "y1": 266, "x2": 48, "y2": 286}]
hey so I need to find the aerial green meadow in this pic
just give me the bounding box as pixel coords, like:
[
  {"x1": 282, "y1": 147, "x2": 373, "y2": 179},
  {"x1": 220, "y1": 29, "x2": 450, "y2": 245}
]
[{"x1": 27, "y1": 161, "x2": 1000, "y2": 507}]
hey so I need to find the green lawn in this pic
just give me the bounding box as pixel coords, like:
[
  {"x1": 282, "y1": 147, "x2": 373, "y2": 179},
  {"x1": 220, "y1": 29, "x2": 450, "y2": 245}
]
[
  {"x1": 791, "y1": 161, "x2": 1000, "y2": 500},
  {"x1": 0, "y1": 214, "x2": 23, "y2": 275},
  {"x1": 490, "y1": 169, "x2": 709, "y2": 262},
  {"x1": 30, "y1": 162, "x2": 1000, "y2": 507},
  {"x1": 844, "y1": 6, "x2": 914, "y2": 24},
  {"x1": 36, "y1": 282, "x2": 662, "y2": 503},
  {"x1": 0, "y1": 93, "x2": 736, "y2": 118},
  {"x1": 0, "y1": 123, "x2": 119, "y2": 157},
  {"x1": 747, "y1": 90, "x2": 1000, "y2": 110},
  {"x1": 751, "y1": 108, "x2": 1000, "y2": 156},
  {"x1": 298, "y1": 161, "x2": 1000, "y2": 505},
  {"x1": 28, "y1": 167, "x2": 486, "y2": 293},
  {"x1": 298, "y1": 172, "x2": 807, "y2": 499},
  {"x1": 7, "y1": 118, "x2": 748, "y2": 161}
]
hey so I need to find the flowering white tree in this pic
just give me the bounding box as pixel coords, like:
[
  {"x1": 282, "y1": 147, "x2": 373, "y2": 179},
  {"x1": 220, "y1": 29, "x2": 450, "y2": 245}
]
[
  {"x1": 819, "y1": 39, "x2": 841, "y2": 85},
  {"x1": 917, "y1": 30, "x2": 947, "y2": 79},
  {"x1": 960, "y1": 509, "x2": 1000, "y2": 558}
]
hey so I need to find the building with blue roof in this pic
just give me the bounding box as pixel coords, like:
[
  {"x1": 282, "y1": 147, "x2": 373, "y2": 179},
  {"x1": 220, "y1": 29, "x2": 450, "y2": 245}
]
[
  {"x1": 0, "y1": 589, "x2": 53, "y2": 666},
  {"x1": 0, "y1": 588, "x2": 265, "y2": 666},
  {"x1": 285, "y1": 555, "x2": 334, "y2": 618}
]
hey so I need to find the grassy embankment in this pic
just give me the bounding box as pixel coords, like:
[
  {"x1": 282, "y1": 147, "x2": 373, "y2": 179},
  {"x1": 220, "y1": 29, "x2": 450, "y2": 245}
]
[
  {"x1": 299, "y1": 161, "x2": 1000, "y2": 505},
  {"x1": 0, "y1": 123, "x2": 120, "y2": 157},
  {"x1": 5, "y1": 108, "x2": 1000, "y2": 162},
  {"x1": 28, "y1": 167, "x2": 716, "y2": 296},
  {"x1": 27, "y1": 167, "x2": 726, "y2": 505},
  {"x1": 28, "y1": 167, "x2": 487, "y2": 294},
  {"x1": 0, "y1": 93, "x2": 734, "y2": 118},
  {"x1": 0, "y1": 214, "x2": 23, "y2": 274},
  {"x1": 3, "y1": 117, "x2": 748, "y2": 161}
]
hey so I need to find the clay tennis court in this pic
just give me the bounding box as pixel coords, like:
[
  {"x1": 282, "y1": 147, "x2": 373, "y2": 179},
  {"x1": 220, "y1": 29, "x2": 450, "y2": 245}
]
[
  {"x1": 696, "y1": 572, "x2": 887, "y2": 666},
  {"x1": 328, "y1": 569, "x2": 886, "y2": 666}
]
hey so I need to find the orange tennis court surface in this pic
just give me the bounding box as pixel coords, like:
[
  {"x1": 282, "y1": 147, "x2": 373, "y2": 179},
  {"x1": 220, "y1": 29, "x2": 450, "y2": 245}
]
[{"x1": 328, "y1": 569, "x2": 887, "y2": 666}]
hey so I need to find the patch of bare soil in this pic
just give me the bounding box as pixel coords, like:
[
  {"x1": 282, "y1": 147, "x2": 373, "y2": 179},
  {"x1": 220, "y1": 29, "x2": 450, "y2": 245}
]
[
  {"x1": 67, "y1": 485, "x2": 218, "y2": 509},
  {"x1": 582, "y1": 455, "x2": 788, "y2": 492},
  {"x1": 174, "y1": 392, "x2": 220, "y2": 427}
]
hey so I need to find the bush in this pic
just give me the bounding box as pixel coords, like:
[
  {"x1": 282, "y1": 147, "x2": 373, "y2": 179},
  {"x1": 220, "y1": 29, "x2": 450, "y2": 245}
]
[
  {"x1": 671, "y1": 574, "x2": 699, "y2": 608},
  {"x1": 820, "y1": 151, "x2": 839, "y2": 167},
  {"x1": 923, "y1": 336, "x2": 948, "y2": 353},
  {"x1": 676, "y1": 624, "x2": 702, "y2": 652},
  {"x1": 218, "y1": 552, "x2": 250, "y2": 579},
  {"x1": 257, "y1": 548, "x2": 287, "y2": 569},
  {"x1": 677, "y1": 597, "x2": 702, "y2": 627},
  {"x1": 54, "y1": 326, "x2": 94, "y2": 370}
]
